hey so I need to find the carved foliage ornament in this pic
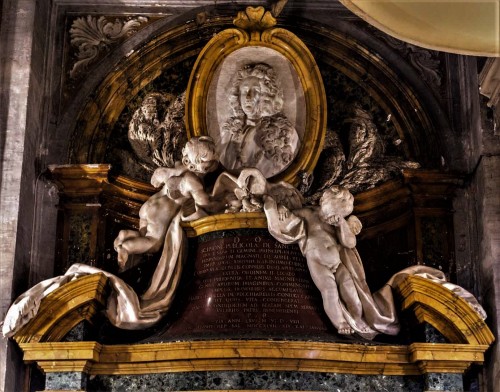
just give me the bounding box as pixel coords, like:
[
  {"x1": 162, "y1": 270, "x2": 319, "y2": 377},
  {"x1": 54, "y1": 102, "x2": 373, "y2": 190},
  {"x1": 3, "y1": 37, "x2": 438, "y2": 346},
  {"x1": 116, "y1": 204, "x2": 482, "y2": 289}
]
[
  {"x1": 376, "y1": 32, "x2": 441, "y2": 88},
  {"x1": 305, "y1": 105, "x2": 420, "y2": 202},
  {"x1": 128, "y1": 97, "x2": 419, "y2": 196},
  {"x1": 69, "y1": 15, "x2": 148, "y2": 79}
]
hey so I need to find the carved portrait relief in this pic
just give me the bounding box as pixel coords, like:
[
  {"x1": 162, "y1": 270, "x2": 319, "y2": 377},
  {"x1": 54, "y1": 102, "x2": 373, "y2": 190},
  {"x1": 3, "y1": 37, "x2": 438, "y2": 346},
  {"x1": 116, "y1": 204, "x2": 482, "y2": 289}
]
[
  {"x1": 207, "y1": 47, "x2": 305, "y2": 178},
  {"x1": 185, "y1": 6, "x2": 327, "y2": 185}
]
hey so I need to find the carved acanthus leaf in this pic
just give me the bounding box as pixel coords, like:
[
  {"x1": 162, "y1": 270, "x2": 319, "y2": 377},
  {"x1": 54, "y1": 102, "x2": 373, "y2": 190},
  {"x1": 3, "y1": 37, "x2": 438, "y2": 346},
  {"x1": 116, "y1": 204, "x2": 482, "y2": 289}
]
[
  {"x1": 69, "y1": 15, "x2": 148, "y2": 79},
  {"x1": 377, "y1": 33, "x2": 441, "y2": 87}
]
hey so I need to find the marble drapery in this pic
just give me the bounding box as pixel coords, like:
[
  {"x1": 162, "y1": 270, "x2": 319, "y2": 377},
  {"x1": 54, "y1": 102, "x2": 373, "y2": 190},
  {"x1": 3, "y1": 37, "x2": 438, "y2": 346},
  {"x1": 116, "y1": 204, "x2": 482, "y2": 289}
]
[{"x1": 2, "y1": 213, "x2": 186, "y2": 337}]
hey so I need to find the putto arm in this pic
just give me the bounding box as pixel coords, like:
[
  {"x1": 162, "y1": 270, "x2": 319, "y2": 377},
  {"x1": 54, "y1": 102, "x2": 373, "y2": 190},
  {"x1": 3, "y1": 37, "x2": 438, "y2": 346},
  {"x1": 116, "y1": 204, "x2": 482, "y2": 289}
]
[
  {"x1": 263, "y1": 195, "x2": 305, "y2": 245},
  {"x1": 335, "y1": 217, "x2": 357, "y2": 249}
]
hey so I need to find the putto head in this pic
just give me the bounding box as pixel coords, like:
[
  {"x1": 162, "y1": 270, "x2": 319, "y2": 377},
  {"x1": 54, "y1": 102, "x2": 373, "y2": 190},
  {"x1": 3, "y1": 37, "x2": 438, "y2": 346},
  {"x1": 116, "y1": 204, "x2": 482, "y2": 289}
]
[
  {"x1": 319, "y1": 186, "x2": 355, "y2": 222},
  {"x1": 182, "y1": 136, "x2": 219, "y2": 174}
]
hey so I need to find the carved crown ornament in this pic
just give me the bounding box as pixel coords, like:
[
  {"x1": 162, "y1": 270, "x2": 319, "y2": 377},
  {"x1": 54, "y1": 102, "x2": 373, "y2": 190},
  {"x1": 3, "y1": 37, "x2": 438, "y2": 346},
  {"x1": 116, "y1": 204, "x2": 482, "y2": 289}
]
[{"x1": 233, "y1": 6, "x2": 277, "y2": 32}]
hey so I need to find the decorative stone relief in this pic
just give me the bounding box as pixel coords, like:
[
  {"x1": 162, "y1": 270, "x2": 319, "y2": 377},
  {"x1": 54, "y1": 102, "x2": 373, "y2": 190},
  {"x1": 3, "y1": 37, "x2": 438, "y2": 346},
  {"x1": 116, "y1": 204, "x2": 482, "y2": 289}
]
[
  {"x1": 119, "y1": 78, "x2": 419, "y2": 194},
  {"x1": 339, "y1": 106, "x2": 420, "y2": 192},
  {"x1": 128, "y1": 92, "x2": 187, "y2": 171},
  {"x1": 106, "y1": 57, "x2": 194, "y2": 181},
  {"x1": 375, "y1": 32, "x2": 442, "y2": 88},
  {"x1": 306, "y1": 105, "x2": 420, "y2": 201},
  {"x1": 69, "y1": 15, "x2": 149, "y2": 79},
  {"x1": 216, "y1": 62, "x2": 301, "y2": 178}
]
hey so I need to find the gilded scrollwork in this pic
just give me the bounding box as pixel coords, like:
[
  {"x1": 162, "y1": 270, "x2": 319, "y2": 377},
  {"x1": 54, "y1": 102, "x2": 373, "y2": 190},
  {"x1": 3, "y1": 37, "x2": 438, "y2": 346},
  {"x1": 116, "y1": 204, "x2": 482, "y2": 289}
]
[{"x1": 69, "y1": 15, "x2": 149, "y2": 79}]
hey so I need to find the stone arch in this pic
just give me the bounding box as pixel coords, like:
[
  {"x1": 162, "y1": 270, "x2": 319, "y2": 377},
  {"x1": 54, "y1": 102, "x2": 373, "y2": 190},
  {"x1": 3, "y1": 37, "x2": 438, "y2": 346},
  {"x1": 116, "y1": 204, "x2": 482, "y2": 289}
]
[
  {"x1": 396, "y1": 275, "x2": 495, "y2": 346},
  {"x1": 64, "y1": 8, "x2": 449, "y2": 171},
  {"x1": 13, "y1": 274, "x2": 108, "y2": 344}
]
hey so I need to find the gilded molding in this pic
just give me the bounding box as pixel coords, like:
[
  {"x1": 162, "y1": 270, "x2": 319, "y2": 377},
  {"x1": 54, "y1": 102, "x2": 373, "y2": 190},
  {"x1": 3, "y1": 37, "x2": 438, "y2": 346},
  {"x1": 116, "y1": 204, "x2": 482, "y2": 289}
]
[
  {"x1": 103, "y1": 175, "x2": 154, "y2": 203},
  {"x1": 409, "y1": 342, "x2": 488, "y2": 373},
  {"x1": 100, "y1": 170, "x2": 462, "y2": 239},
  {"x1": 48, "y1": 164, "x2": 111, "y2": 198},
  {"x1": 18, "y1": 340, "x2": 488, "y2": 376},
  {"x1": 395, "y1": 275, "x2": 495, "y2": 346},
  {"x1": 181, "y1": 212, "x2": 268, "y2": 237},
  {"x1": 14, "y1": 274, "x2": 109, "y2": 344}
]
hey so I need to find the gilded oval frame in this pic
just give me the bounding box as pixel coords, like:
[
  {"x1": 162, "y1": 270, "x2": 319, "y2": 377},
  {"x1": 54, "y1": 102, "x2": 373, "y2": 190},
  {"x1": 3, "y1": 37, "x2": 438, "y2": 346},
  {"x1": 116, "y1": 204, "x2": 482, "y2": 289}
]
[{"x1": 185, "y1": 8, "x2": 327, "y2": 185}]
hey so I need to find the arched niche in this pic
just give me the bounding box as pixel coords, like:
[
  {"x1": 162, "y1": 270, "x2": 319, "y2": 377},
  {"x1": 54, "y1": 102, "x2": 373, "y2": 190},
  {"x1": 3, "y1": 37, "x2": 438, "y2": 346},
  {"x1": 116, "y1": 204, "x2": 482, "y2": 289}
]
[{"x1": 64, "y1": 7, "x2": 448, "y2": 171}]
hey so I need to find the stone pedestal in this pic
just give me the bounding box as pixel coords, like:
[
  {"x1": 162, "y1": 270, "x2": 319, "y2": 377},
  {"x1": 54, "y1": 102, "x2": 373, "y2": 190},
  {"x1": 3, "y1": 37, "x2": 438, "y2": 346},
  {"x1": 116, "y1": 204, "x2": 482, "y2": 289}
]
[
  {"x1": 424, "y1": 373, "x2": 464, "y2": 392},
  {"x1": 44, "y1": 372, "x2": 88, "y2": 391},
  {"x1": 151, "y1": 229, "x2": 336, "y2": 341}
]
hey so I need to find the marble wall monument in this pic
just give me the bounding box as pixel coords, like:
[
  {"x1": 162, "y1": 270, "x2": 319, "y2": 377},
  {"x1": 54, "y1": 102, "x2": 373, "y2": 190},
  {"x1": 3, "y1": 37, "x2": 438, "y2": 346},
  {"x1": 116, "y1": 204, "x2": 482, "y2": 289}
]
[{"x1": 1, "y1": 5, "x2": 497, "y2": 392}]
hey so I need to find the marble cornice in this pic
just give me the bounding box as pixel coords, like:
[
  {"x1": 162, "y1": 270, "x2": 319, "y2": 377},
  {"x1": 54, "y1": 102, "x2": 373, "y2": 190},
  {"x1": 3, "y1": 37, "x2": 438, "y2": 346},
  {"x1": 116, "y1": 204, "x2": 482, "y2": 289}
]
[
  {"x1": 20, "y1": 340, "x2": 488, "y2": 376},
  {"x1": 51, "y1": 0, "x2": 347, "y2": 11}
]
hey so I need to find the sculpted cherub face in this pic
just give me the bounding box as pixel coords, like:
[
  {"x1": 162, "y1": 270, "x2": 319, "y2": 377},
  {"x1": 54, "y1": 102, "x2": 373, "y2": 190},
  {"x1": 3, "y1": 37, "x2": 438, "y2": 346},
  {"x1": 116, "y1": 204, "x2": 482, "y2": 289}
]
[
  {"x1": 319, "y1": 186, "x2": 354, "y2": 225},
  {"x1": 182, "y1": 136, "x2": 219, "y2": 174}
]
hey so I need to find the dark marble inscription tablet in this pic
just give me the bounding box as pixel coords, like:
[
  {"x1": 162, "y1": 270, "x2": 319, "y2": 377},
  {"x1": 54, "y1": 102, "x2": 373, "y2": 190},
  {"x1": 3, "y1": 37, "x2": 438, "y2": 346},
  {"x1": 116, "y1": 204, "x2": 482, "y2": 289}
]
[{"x1": 165, "y1": 231, "x2": 332, "y2": 337}]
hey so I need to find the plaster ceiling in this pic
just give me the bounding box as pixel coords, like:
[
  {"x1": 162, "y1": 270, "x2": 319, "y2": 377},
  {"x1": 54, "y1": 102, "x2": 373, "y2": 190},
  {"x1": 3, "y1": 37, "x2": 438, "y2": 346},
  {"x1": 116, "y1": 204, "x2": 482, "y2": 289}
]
[{"x1": 339, "y1": 0, "x2": 500, "y2": 56}]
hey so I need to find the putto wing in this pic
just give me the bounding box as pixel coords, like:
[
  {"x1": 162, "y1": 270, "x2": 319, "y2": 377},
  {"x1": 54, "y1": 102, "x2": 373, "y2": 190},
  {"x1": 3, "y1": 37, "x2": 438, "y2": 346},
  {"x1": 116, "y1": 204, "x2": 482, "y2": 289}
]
[{"x1": 267, "y1": 181, "x2": 304, "y2": 210}]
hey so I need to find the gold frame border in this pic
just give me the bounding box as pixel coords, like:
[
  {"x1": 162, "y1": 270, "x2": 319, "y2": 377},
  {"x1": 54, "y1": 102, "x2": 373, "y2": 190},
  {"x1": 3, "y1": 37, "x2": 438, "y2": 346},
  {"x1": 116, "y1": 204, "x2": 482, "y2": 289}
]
[
  {"x1": 20, "y1": 340, "x2": 487, "y2": 376},
  {"x1": 185, "y1": 7, "x2": 327, "y2": 186},
  {"x1": 181, "y1": 212, "x2": 267, "y2": 237}
]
